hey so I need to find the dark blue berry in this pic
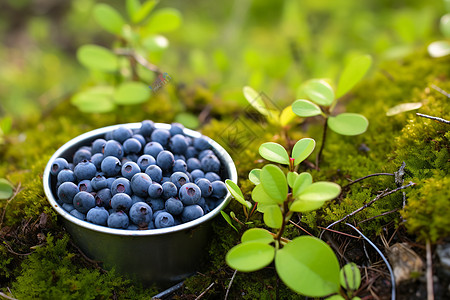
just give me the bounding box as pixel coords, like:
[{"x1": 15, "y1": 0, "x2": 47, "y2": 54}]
[
  {"x1": 70, "y1": 209, "x2": 86, "y2": 220},
  {"x1": 145, "y1": 165, "x2": 163, "y2": 183},
  {"x1": 132, "y1": 134, "x2": 146, "y2": 147},
  {"x1": 193, "y1": 136, "x2": 210, "y2": 151},
  {"x1": 121, "y1": 161, "x2": 141, "y2": 180},
  {"x1": 91, "y1": 153, "x2": 104, "y2": 169},
  {"x1": 181, "y1": 205, "x2": 204, "y2": 223},
  {"x1": 137, "y1": 154, "x2": 156, "y2": 171},
  {"x1": 112, "y1": 126, "x2": 133, "y2": 143},
  {"x1": 143, "y1": 141, "x2": 164, "y2": 158},
  {"x1": 205, "y1": 172, "x2": 221, "y2": 182},
  {"x1": 169, "y1": 122, "x2": 185, "y2": 136},
  {"x1": 78, "y1": 179, "x2": 93, "y2": 193},
  {"x1": 191, "y1": 169, "x2": 205, "y2": 182},
  {"x1": 148, "y1": 198, "x2": 165, "y2": 211},
  {"x1": 211, "y1": 181, "x2": 227, "y2": 199},
  {"x1": 162, "y1": 181, "x2": 177, "y2": 199},
  {"x1": 62, "y1": 203, "x2": 74, "y2": 212},
  {"x1": 151, "y1": 128, "x2": 171, "y2": 147},
  {"x1": 170, "y1": 171, "x2": 190, "y2": 190},
  {"x1": 165, "y1": 197, "x2": 184, "y2": 215},
  {"x1": 172, "y1": 159, "x2": 187, "y2": 173},
  {"x1": 148, "y1": 183, "x2": 163, "y2": 198},
  {"x1": 107, "y1": 211, "x2": 129, "y2": 229},
  {"x1": 155, "y1": 212, "x2": 175, "y2": 228},
  {"x1": 90, "y1": 174, "x2": 108, "y2": 191},
  {"x1": 169, "y1": 134, "x2": 188, "y2": 154},
  {"x1": 179, "y1": 183, "x2": 201, "y2": 205},
  {"x1": 57, "y1": 169, "x2": 76, "y2": 183},
  {"x1": 51, "y1": 157, "x2": 69, "y2": 176},
  {"x1": 123, "y1": 138, "x2": 142, "y2": 154},
  {"x1": 103, "y1": 140, "x2": 123, "y2": 159},
  {"x1": 95, "y1": 188, "x2": 112, "y2": 208},
  {"x1": 73, "y1": 149, "x2": 91, "y2": 166},
  {"x1": 101, "y1": 156, "x2": 122, "y2": 177},
  {"x1": 196, "y1": 178, "x2": 213, "y2": 197},
  {"x1": 73, "y1": 191, "x2": 96, "y2": 214},
  {"x1": 91, "y1": 138, "x2": 106, "y2": 154},
  {"x1": 111, "y1": 193, "x2": 133, "y2": 211},
  {"x1": 185, "y1": 146, "x2": 198, "y2": 159},
  {"x1": 186, "y1": 158, "x2": 201, "y2": 172},
  {"x1": 129, "y1": 202, "x2": 153, "y2": 228},
  {"x1": 201, "y1": 154, "x2": 221, "y2": 173},
  {"x1": 57, "y1": 182, "x2": 79, "y2": 204},
  {"x1": 87, "y1": 206, "x2": 109, "y2": 226},
  {"x1": 156, "y1": 150, "x2": 175, "y2": 172},
  {"x1": 111, "y1": 177, "x2": 132, "y2": 196},
  {"x1": 130, "y1": 173, "x2": 152, "y2": 197},
  {"x1": 74, "y1": 161, "x2": 97, "y2": 181},
  {"x1": 139, "y1": 120, "x2": 155, "y2": 137}
]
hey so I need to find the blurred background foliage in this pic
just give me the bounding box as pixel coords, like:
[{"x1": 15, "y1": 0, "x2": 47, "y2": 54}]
[{"x1": 0, "y1": 0, "x2": 445, "y2": 121}]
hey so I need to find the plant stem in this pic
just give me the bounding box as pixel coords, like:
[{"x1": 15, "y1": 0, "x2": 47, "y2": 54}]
[
  {"x1": 426, "y1": 239, "x2": 435, "y2": 300},
  {"x1": 416, "y1": 113, "x2": 450, "y2": 125},
  {"x1": 343, "y1": 173, "x2": 394, "y2": 189},
  {"x1": 274, "y1": 201, "x2": 290, "y2": 246},
  {"x1": 315, "y1": 118, "x2": 328, "y2": 170}
]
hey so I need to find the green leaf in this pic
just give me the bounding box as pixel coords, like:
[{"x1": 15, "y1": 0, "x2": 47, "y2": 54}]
[
  {"x1": 133, "y1": 0, "x2": 158, "y2": 23},
  {"x1": 263, "y1": 205, "x2": 283, "y2": 229},
  {"x1": 113, "y1": 82, "x2": 151, "y2": 105},
  {"x1": 77, "y1": 45, "x2": 118, "y2": 72},
  {"x1": 260, "y1": 164, "x2": 288, "y2": 204},
  {"x1": 142, "y1": 35, "x2": 169, "y2": 52},
  {"x1": 249, "y1": 169, "x2": 261, "y2": 185},
  {"x1": 174, "y1": 112, "x2": 199, "y2": 129},
  {"x1": 292, "y1": 99, "x2": 323, "y2": 117},
  {"x1": 259, "y1": 142, "x2": 290, "y2": 165},
  {"x1": 340, "y1": 263, "x2": 361, "y2": 291},
  {"x1": 243, "y1": 86, "x2": 275, "y2": 119},
  {"x1": 220, "y1": 211, "x2": 238, "y2": 232},
  {"x1": 441, "y1": 13, "x2": 450, "y2": 38},
  {"x1": 93, "y1": 4, "x2": 126, "y2": 35},
  {"x1": 257, "y1": 203, "x2": 277, "y2": 213},
  {"x1": 71, "y1": 87, "x2": 115, "y2": 113},
  {"x1": 226, "y1": 242, "x2": 275, "y2": 272},
  {"x1": 328, "y1": 113, "x2": 369, "y2": 136},
  {"x1": 291, "y1": 181, "x2": 340, "y2": 212},
  {"x1": 292, "y1": 172, "x2": 312, "y2": 198},
  {"x1": 386, "y1": 102, "x2": 423, "y2": 116},
  {"x1": 0, "y1": 178, "x2": 13, "y2": 200},
  {"x1": 126, "y1": 0, "x2": 141, "y2": 20},
  {"x1": 252, "y1": 184, "x2": 278, "y2": 205},
  {"x1": 279, "y1": 105, "x2": 297, "y2": 127},
  {"x1": 241, "y1": 228, "x2": 274, "y2": 244},
  {"x1": 428, "y1": 40, "x2": 450, "y2": 58},
  {"x1": 145, "y1": 8, "x2": 182, "y2": 33},
  {"x1": 336, "y1": 55, "x2": 372, "y2": 98},
  {"x1": 292, "y1": 138, "x2": 315, "y2": 166},
  {"x1": 226, "y1": 179, "x2": 252, "y2": 209},
  {"x1": 325, "y1": 295, "x2": 346, "y2": 300},
  {"x1": 301, "y1": 79, "x2": 334, "y2": 106},
  {"x1": 287, "y1": 172, "x2": 298, "y2": 188},
  {"x1": 0, "y1": 117, "x2": 12, "y2": 134},
  {"x1": 275, "y1": 236, "x2": 341, "y2": 297}
]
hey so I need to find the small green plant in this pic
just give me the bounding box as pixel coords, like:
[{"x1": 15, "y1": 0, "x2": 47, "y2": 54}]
[
  {"x1": 428, "y1": 0, "x2": 450, "y2": 57},
  {"x1": 223, "y1": 139, "x2": 361, "y2": 299},
  {"x1": 291, "y1": 54, "x2": 372, "y2": 167}
]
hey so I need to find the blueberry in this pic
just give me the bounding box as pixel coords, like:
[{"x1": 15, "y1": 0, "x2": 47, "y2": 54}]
[
  {"x1": 90, "y1": 174, "x2": 108, "y2": 191},
  {"x1": 170, "y1": 171, "x2": 190, "y2": 190},
  {"x1": 74, "y1": 160, "x2": 97, "y2": 181},
  {"x1": 110, "y1": 193, "x2": 133, "y2": 211},
  {"x1": 148, "y1": 183, "x2": 163, "y2": 198},
  {"x1": 145, "y1": 165, "x2": 163, "y2": 183},
  {"x1": 87, "y1": 206, "x2": 109, "y2": 226},
  {"x1": 152, "y1": 209, "x2": 167, "y2": 222},
  {"x1": 77, "y1": 179, "x2": 93, "y2": 193},
  {"x1": 201, "y1": 154, "x2": 221, "y2": 173},
  {"x1": 91, "y1": 138, "x2": 107, "y2": 154},
  {"x1": 151, "y1": 128, "x2": 171, "y2": 147},
  {"x1": 181, "y1": 205, "x2": 204, "y2": 223},
  {"x1": 73, "y1": 149, "x2": 91, "y2": 166},
  {"x1": 131, "y1": 194, "x2": 146, "y2": 205},
  {"x1": 173, "y1": 159, "x2": 187, "y2": 173},
  {"x1": 112, "y1": 126, "x2": 133, "y2": 143},
  {"x1": 121, "y1": 161, "x2": 141, "y2": 180},
  {"x1": 139, "y1": 120, "x2": 155, "y2": 137},
  {"x1": 123, "y1": 154, "x2": 139, "y2": 163},
  {"x1": 127, "y1": 224, "x2": 139, "y2": 230},
  {"x1": 198, "y1": 197, "x2": 211, "y2": 214},
  {"x1": 57, "y1": 182, "x2": 79, "y2": 204},
  {"x1": 107, "y1": 211, "x2": 129, "y2": 229},
  {"x1": 165, "y1": 197, "x2": 184, "y2": 215},
  {"x1": 169, "y1": 134, "x2": 188, "y2": 154},
  {"x1": 148, "y1": 198, "x2": 165, "y2": 211},
  {"x1": 179, "y1": 183, "x2": 201, "y2": 205},
  {"x1": 162, "y1": 181, "x2": 178, "y2": 199},
  {"x1": 161, "y1": 176, "x2": 170, "y2": 183},
  {"x1": 211, "y1": 181, "x2": 227, "y2": 199},
  {"x1": 186, "y1": 158, "x2": 201, "y2": 172},
  {"x1": 191, "y1": 169, "x2": 205, "y2": 182},
  {"x1": 130, "y1": 173, "x2": 152, "y2": 197},
  {"x1": 123, "y1": 138, "x2": 142, "y2": 154},
  {"x1": 132, "y1": 134, "x2": 146, "y2": 147},
  {"x1": 103, "y1": 140, "x2": 123, "y2": 159},
  {"x1": 169, "y1": 122, "x2": 185, "y2": 136},
  {"x1": 198, "y1": 149, "x2": 214, "y2": 161},
  {"x1": 137, "y1": 154, "x2": 156, "y2": 172},
  {"x1": 70, "y1": 209, "x2": 86, "y2": 220},
  {"x1": 193, "y1": 136, "x2": 210, "y2": 151},
  {"x1": 111, "y1": 177, "x2": 132, "y2": 196},
  {"x1": 129, "y1": 202, "x2": 153, "y2": 228},
  {"x1": 73, "y1": 191, "x2": 96, "y2": 214},
  {"x1": 156, "y1": 150, "x2": 175, "y2": 172},
  {"x1": 155, "y1": 212, "x2": 175, "y2": 229},
  {"x1": 196, "y1": 178, "x2": 213, "y2": 197},
  {"x1": 185, "y1": 146, "x2": 198, "y2": 159},
  {"x1": 101, "y1": 156, "x2": 122, "y2": 177},
  {"x1": 91, "y1": 153, "x2": 104, "y2": 169},
  {"x1": 57, "y1": 169, "x2": 76, "y2": 183},
  {"x1": 174, "y1": 154, "x2": 186, "y2": 161},
  {"x1": 205, "y1": 172, "x2": 221, "y2": 182},
  {"x1": 95, "y1": 188, "x2": 112, "y2": 208},
  {"x1": 62, "y1": 203, "x2": 75, "y2": 212},
  {"x1": 105, "y1": 177, "x2": 116, "y2": 189},
  {"x1": 51, "y1": 158, "x2": 69, "y2": 176},
  {"x1": 143, "y1": 142, "x2": 164, "y2": 158}
]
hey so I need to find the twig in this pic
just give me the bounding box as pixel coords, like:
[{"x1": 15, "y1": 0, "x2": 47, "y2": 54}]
[
  {"x1": 0, "y1": 292, "x2": 18, "y2": 300},
  {"x1": 315, "y1": 118, "x2": 328, "y2": 169},
  {"x1": 426, "y1": 239, "x2": 434, "y2": 300},
  {"x1": 195, "y1": 282, "x2": 215, "y2": 300},
  {"x1": 69, "y1": 240, "x2": 107, "y2": 273},
  {"x1": 289, "y1": 220, "x2": 314, "y2": 237},
  {"x1": 345, "y1": 223, "x2": 396, "y2": 300},
  {"x1": 343, "y1": 173, "x2": 394, "y2": 189},
  {"x1": 321, "y1": 182, "x2": 415, "y2": 238},
  {"x1": 317, "y1": 226, "x2": 360, "y2": 239},
  {"x1": 431, "y1": 84, "x2": 450, "y2": 98},
  {"x1": 416, "y1": 113, "x2": 450, "y2": 125},
  {"x1": 357, "y1": 208, "x2": 400, "y2": 225},
  {"x1": 151, "y1": 281, "x2": 184, "y2": 300},
  {"x1": 224, "y1": 270, "x2": 237, "y2": 300},
  {"x1": 114, "y1": 49, "x2": 162, "y2": 74}
]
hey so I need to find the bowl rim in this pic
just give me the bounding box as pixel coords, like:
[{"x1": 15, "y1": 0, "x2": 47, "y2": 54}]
[{"x1": 43, "y1": 122, "x2": 238, "y2": 237}]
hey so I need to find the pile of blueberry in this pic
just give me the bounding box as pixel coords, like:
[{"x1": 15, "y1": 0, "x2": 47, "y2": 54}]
[{"x1": 50, "y1": 120, "x2": 228, "y2": 230}]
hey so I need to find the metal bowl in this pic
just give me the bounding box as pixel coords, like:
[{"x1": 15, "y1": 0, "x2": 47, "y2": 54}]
[{"x1": 43, "y1": 122, "x2": 237, "y2": 286}]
